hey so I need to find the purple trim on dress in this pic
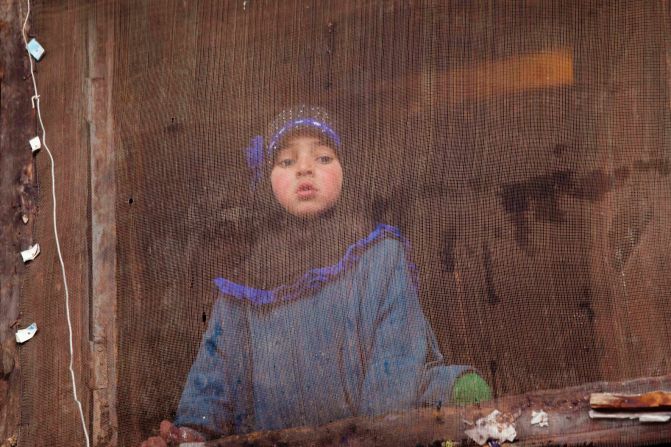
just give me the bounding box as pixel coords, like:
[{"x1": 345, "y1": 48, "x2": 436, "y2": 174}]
[
  {"x1": 267, "y1": 118, "x2": 341, "y2": 157},
  {"x1": 213, "y1": 224, "x2": 418, "y2": 305}
]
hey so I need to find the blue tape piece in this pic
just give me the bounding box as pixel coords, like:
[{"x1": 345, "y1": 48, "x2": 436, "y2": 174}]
[{"x1": 26, "y1": 38, "x2": 45, "y2": 61}]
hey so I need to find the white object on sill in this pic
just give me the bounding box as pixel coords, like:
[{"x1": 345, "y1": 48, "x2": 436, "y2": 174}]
[
  {"x1": 464, "y1": 410, "x2": 517, "y2": 445},
  {"x1": 530, "y1": 410, "x2": 549, "y2": 427},
  {"x1": 589, "y1": 410, "x2": 671, "y2": 423}
]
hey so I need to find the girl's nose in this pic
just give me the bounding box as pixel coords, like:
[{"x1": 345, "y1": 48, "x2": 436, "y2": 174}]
[{"x1": 296, "y1": 157, "x2": 314, "y2": 176}]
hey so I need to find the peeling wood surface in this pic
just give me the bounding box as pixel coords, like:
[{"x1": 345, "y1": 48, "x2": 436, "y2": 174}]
[
  {"x1": 207, "y1": 375, "x2": 671, "y2": 447},
  {"x1": 590, "y1": 391, "x2": 671, "y2": 410},
  {"x1": 0, "y1": 0, "x2": 36, "y2": 442}
]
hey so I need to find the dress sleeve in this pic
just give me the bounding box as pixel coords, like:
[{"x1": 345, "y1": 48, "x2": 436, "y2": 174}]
[
  {"x1": 356, "y1": 238, "x2": 475, "y2": 415},
  {"x1": 355, "y1": 239, "x2": 427, "y2": 415},
  {"x1": 174, "y1": 296, "x2": 253, "y2": 437}
]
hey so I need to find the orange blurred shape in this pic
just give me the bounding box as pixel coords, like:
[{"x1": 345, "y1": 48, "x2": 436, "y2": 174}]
[{"x1": 441, "y1": 48, "x2": 574, "y2": 104}]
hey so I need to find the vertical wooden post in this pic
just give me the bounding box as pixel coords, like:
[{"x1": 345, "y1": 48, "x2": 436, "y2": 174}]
[
  {"x1": 0, "y1": 0, "x2": 36, "y2": 442},
  {"x1": 87, "y1": 2, "x2": 118, "y2": 446}
]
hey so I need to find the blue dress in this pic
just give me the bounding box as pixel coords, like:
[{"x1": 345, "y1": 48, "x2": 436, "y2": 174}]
[{"x1": 174, "y1": 225, "x2": 472, "y2": 436}]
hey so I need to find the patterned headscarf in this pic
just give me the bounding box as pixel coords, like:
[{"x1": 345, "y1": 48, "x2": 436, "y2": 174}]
[
  {"x1": 245, "y1": 105, "x2": 341, "y2": 190},
  {"x1": 240, "y1": 106, "x2": 371, "y2": 291}
]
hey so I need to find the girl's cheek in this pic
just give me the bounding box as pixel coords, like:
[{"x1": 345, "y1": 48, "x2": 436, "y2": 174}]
[
  {"x1": 321, "y1": 165, "x2": 343, "y2": 201},
  {"x1": 270, "y1": 170, "x2": 293, "y2": 206}
]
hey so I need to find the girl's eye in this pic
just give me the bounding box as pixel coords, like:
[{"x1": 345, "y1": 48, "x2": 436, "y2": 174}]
[
  {"x1": 317, "y1": 155, "x2": 333, "y2": 164},
  {"x1": 277, "y1": 159, "x2": 294, "y2": 168}
]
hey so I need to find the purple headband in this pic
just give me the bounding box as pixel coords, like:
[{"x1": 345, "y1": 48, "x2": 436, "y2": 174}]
[
  {"x1": 266, "y1": 117, "x2": 341, "y2": 156},
  {"x1": 245, "y1": 117, "x2": 341, "y2": 190}
]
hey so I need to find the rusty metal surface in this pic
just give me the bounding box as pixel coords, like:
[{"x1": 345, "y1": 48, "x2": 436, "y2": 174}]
[{"x1": 0, "y1": 0, "x2": 37, "y2": 443}]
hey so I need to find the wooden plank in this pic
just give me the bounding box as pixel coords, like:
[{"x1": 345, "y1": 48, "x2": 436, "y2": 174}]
[
  {"x1": 87, "y1": 1, "x2": 118, "y2": 446},
  {"x1": 591, "y1": 391, "x2": 671, "y2": 410},
  {"x1": 579, "y1": 0, "x2": 671, "y2": 382},
  {"x1": 16, "y1": 1, "x2": 92, "y2": 445},
  {"x1": 206, "y1": 375, "x2": 671, "y2": 447},
  {"x1": 0, "y1": 0, "x2": 36, "y2": 443}
]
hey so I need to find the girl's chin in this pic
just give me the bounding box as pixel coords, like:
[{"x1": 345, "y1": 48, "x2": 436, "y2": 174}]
[{"x1": 287, "y1": 203, "x2": 335, "y2": 219}]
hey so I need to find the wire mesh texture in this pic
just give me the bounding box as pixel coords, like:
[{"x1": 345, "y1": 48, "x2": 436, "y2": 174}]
[{"x1": 17, "y1": 0, "x2": 671, "y2": 446}]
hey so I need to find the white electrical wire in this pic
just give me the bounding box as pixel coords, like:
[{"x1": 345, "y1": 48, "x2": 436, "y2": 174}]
[{"x1": 21, "y1": 1, "x2": 91, "y2": 446}]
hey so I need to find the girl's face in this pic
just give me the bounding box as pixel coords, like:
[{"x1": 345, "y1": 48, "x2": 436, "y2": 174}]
[{"x1": 270, "y1": 135, "x2": 343, "y2": 218}]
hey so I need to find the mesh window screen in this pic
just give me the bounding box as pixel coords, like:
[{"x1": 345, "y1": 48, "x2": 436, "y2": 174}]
[{"x1": 22, "y1": 0, "x2": 671, "y2": 445}]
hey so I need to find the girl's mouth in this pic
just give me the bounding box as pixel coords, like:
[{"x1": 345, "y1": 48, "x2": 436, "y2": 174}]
[{"x1": 296, "y1": 183, "x2": 317, "y2": 199}]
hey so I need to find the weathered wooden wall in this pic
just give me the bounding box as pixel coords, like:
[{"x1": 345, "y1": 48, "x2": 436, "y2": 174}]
[
  {"x1": 113, "y1": 3, "x2": 671, "y2": 446},
  {"x1": 0, "y1": 1, "x2": 670, "y2": 446},
  {"x1": 14, "y1": 1, "x2": 92, "y2": 446},
  {"x1": 407, "y1": 0, "x2": 671, "y2": 397},
  {"x1": 0, "y1": 1, "x2": 36, "y2": 445},
  {"x1": 582, "y1": 1, "x2": 671, "y2": 381}
]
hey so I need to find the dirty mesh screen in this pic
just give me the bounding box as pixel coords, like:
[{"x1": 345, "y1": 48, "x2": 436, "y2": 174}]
[{"x1": 110, "y1": 1, "x2": 671, "y2": 445}]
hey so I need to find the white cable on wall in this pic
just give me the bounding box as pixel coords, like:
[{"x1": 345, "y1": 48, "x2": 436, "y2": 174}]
[{"x1": 21, "y1": 1, "x2": 91, "y2": 446}]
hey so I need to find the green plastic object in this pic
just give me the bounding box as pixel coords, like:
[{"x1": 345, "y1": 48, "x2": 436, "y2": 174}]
[{"x1": 450, "y1": 373, "x2": 493, "y2": 405}]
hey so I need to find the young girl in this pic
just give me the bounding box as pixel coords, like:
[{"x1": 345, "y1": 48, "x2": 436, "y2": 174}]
[{"x1": 141, "y1": 106, "x2": 490, "y2": 445}]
